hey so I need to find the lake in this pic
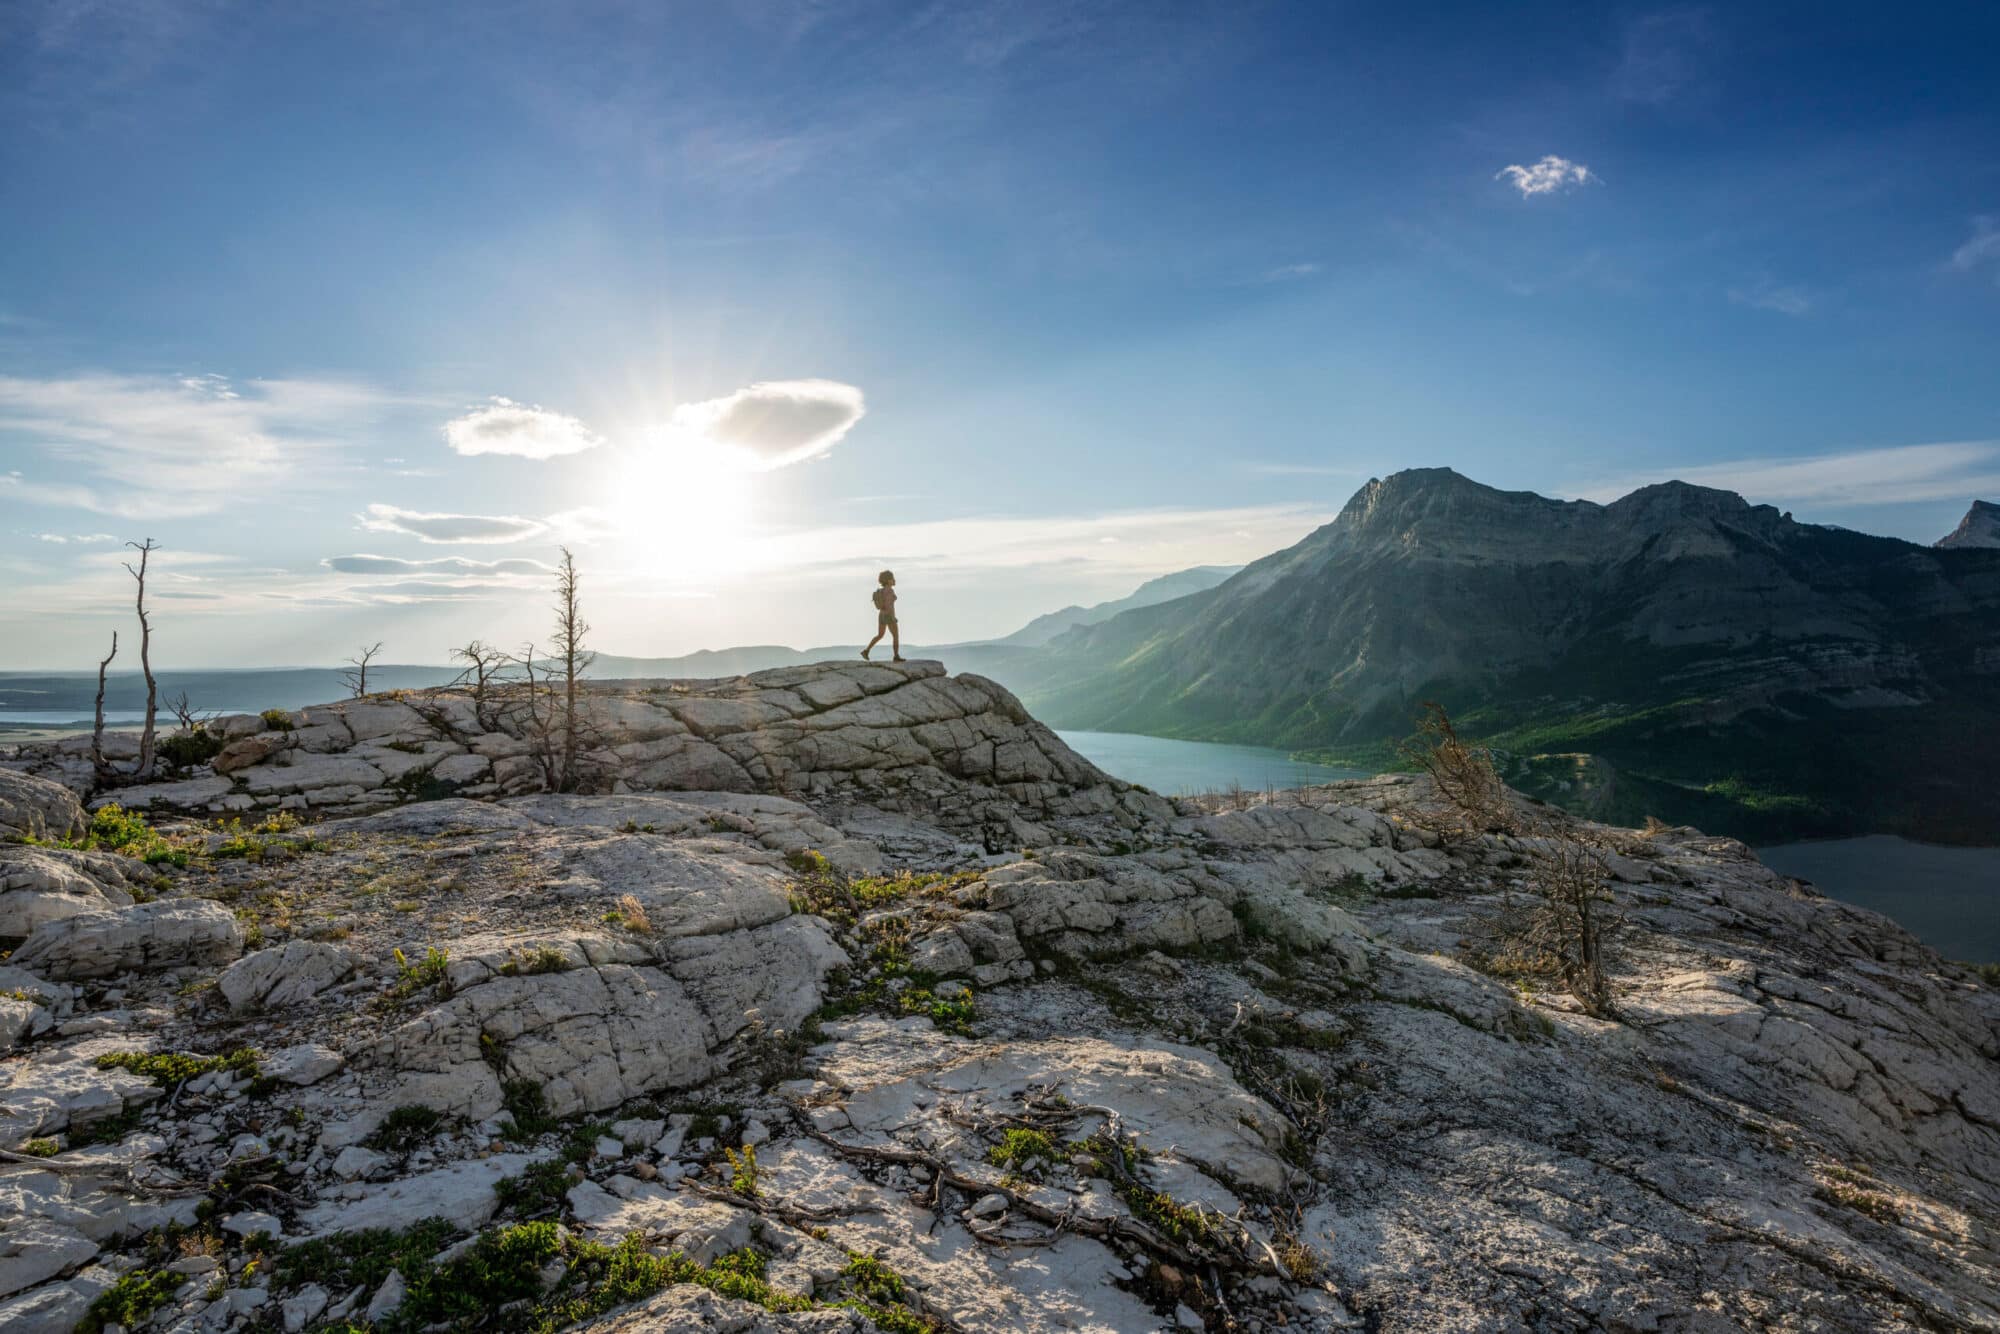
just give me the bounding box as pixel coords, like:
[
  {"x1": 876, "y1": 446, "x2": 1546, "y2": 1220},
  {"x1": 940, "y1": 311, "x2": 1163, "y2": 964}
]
[
  {"x1": 1757, "y1": 836, "x2": 2000, "y2": 965},
  {"x1": 1057, "y1": 729, "x2": 1373, "y2": 796},
  {"x1": 1061, "y1": 729, "x2": 2000, "y2": 966}
]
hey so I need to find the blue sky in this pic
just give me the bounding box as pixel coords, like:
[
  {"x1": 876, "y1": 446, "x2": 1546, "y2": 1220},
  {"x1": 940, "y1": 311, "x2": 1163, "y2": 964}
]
[{"x1": 2, "y1": 0, "x2": 1997, "y2": 668}]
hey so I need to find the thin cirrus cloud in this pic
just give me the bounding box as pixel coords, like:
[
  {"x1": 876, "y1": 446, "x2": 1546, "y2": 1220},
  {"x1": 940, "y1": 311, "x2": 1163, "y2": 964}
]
[
  {"x1": 0, "y1": 372, "x2": 401, "y2": 517},
  {"x1": 442, "y1": 397, "x2": 602, "y2": 459},
  {"x1": 1950, "y1": 217, "x2": 2000, "y2": 282},
  {"x1": 668, "y1": 379, "x2": 866, "y2": 469},
  {"x1": 321, "y1": 554, "x2": 554, "y2": 576},
  {"x1": 1728, "y1": 280, "x2": 1813, "y2": 316},
  {"x1": 1496, "y1": 155, "x2": 1594, "y2": 197},
  {"x1": 358, "y1": 503, "x2": 548, "y2": 545},
  {"x1": 1572, "y1": 440, "x2": 2000, "y2": 509}
]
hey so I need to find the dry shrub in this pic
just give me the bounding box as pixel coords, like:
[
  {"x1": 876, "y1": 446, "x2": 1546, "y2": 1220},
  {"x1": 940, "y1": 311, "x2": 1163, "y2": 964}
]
[
  {"x1": 1404, "y1": 702, "x2": 1621, "y2": 1017},
  {"x1": 615, "y1": 893, "x2": 653, "y2": 935},
  {"x1": 1400, "y1": 701, "x2": 1515, "y2": 836}
]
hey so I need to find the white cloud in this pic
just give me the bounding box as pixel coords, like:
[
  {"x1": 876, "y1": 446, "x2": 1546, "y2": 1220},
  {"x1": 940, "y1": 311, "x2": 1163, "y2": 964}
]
[
  {"x1": 1728, "y1": 280, "x2": 1813, "y2": 316},
  {"x1": 669, "y1": 379, "x2": 866, "y2": 469},
  {"x1": 1950, "y1": 217, "x2": 2000, "y2": 282},
  {"x1": 1572, "y1": 440, "x2": 2000, "y2": 509},
  {"x1": 1496, "y1": 155, "x2": 1594, "y2": 198},
  {"x1": 0, "y1": 372, "x2": 400, "y2": 517},
  {"x1": 321, "y1": 554, "x2": 554, "y2": 576},
  {"x1": 1258, "y1": 262, "x2": 1323, "y2": 284},
  {"x1": 358, "y1": 504, "x2": 548, "y2": 545},
  {"x1": 33, "y1": 532, "x2": 119, "y2": 544},
  {"x1": 442, "y1": 397, "x2": 602, "y2": 459}
]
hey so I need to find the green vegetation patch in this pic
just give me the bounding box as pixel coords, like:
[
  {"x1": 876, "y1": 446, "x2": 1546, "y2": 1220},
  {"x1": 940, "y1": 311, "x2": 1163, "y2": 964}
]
[
  {"x1": 30, "y1": 803, "x2": 198, "y2": 867},
  {"x1": 79, "y1": 1267, "x2": 180, "y2": 1334},
  {"x1": 365, "y1": 1104, "x2": 449, "y2": 1152},
  {"x1": 96, "y1": 1047, "x2": 261, "y2": 1088}
]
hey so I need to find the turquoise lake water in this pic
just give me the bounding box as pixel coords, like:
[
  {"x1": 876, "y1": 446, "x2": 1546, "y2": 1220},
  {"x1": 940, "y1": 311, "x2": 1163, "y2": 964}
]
[{"x1": 1055, "y1": 730, "x2": 1372, "y2": 795}]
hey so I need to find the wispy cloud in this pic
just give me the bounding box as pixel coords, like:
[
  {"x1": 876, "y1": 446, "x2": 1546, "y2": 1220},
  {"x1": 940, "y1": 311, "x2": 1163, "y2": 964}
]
[
  {"x1": 1572, "y1": 440, "x2": 2000, "y2": 508},
  {"x1": 669, "y1": 379, "x2": 867, "y2": 469},
  {"x1": 322, "y1": 554, "x2": 555, "y2": 576},
  {"x1": 1256, "y1": 262, "x2": 1323, "y2": 284},
  {"x1": 1950, "y1": 216, "x2": 2000, "y2": 283},
  {"x1": 358, "y1": 504, "x2": 548, "y2": 545},
  {"x1": 1728, "y1": 279, "x2": 1814, "y2": 316},
  {"x1": 0, "y1": 372, "x2": 403, "y2": 517},
  {"x1": 33, "y1": 532, "x2": 119, "y2": 544},
  {"x1": 1496, "y1": 155, "x2": 1594, "y2": 198},
  {"x1": 1243, "y1": 462, "x2": 1369, "y2": 478},
  {"x1": 442, "y1": 397, "x2": 602, "y2": 459},
  {"x1": 1611, "y1": 9, "x2": 1718, "y2": 106}
]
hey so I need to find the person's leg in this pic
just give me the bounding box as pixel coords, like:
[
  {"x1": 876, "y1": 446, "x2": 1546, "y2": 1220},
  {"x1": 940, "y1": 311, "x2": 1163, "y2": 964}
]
[
  {"x1": 890, "y1": 619, "x2": 903, "y2": 661},
  {"x1": 863, "y1": 618, "x2": 885, "y2": 658}
]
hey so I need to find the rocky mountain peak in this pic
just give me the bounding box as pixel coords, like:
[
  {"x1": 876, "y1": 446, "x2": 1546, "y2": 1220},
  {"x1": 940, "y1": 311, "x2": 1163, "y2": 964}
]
[{"x1": 1937, "y1": 498, "x2": 2000, "y2": 549}]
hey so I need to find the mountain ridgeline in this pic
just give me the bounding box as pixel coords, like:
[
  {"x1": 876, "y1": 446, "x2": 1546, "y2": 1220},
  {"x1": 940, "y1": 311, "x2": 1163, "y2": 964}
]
[{"x1": 1021, "y1": 469, "x2": 2000, "y2": 844}]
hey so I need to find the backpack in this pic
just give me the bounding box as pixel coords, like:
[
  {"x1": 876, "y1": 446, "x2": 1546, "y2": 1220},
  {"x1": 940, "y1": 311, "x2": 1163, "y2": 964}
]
[{"x1": 872, "y1": 587, "x2": 888, "y2": 612}]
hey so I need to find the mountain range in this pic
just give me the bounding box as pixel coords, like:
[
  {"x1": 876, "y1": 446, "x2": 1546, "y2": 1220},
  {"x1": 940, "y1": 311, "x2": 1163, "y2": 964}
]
[{"x1": 1018, "y1": 470, "x2": 2000, "y2": 843}]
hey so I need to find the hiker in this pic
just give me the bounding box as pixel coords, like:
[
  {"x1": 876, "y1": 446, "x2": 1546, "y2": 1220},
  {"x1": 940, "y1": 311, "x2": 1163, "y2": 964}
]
[{"x1": 862, "y1": 569, "x2": 903, "y2": 662}]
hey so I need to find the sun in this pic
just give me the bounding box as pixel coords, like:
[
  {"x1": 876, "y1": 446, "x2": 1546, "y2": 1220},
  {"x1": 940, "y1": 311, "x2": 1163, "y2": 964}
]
[{"x1": 604, "y1": 428, "x2": 756, "y2": 582}]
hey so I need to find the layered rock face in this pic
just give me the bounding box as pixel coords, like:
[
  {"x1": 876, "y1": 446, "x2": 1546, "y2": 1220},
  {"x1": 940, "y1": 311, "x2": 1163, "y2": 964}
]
[
  {"x1": 3, "y1": 660, "x2": 1165, "y2": 851},
  {"x1": 1026, "y1": 468, "x2": 2000, "y2": 842},
  {"x1": 0, "y1": 663, "x2": 1995, "y2": 1332}
]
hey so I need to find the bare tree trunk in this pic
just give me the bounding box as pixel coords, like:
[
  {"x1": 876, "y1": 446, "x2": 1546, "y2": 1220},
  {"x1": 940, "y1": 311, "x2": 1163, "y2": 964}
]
[
  {"x1": 92, "y1": 631, "x2": 118, "y2": 780},
  {"x1": 124, "y1": 540, "x2": 160, "y2": 779},
  {"x1": 553, "y1": 548, "x2": 594, "y2": 792}
]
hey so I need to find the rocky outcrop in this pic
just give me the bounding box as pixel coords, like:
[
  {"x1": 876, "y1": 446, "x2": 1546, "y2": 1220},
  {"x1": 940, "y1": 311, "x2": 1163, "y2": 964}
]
[
  {"x1": 7, "y1": 661, "x2": 1166, "y2": 851},
  {"x1": 0, "y1": 672, "x2": 1995, "y2": 1332}
]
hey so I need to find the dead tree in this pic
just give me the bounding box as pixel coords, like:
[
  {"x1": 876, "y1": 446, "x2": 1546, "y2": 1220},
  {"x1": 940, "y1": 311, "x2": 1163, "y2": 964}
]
[
  {"x1": 122, "y1": 540, "x2": 161, "y2": 779},
  {"x1": 552, "y1": 548, "x2": 595, "y2": 790},
  {"x1": 341, "y1": 642, "x2": 384, "y2": 698},
  {"x1": 91, "y1": 631, "x2": 118, "y2": 780},
  {"x1": 503, "y1": 642, "x2": 563, "y2": 790},
  {"x1": 449, "y1": 640, "x2": 507, "y2": 728}
]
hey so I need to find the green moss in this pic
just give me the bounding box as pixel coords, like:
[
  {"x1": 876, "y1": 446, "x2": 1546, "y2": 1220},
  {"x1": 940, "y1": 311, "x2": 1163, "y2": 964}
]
[
  {"x1": 20, "y1": 1137, "x2": 59, "y2": 1157},
  {"x1": 896, "y1": 985, "x2": 975, "y2": 1034},
  {"x1": 985, "y1": 1128, "x2": 1057, "y2": 1171}
]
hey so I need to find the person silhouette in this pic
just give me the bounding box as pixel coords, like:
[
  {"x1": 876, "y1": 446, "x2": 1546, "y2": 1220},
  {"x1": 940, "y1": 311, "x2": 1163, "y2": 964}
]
[{"x1": 862, "y1": 569, "x2": 903, "y2": 662}]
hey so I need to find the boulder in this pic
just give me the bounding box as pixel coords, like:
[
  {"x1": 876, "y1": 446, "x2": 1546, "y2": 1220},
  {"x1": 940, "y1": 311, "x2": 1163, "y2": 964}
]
[
  {"x1": 0, "y1": 771, "x2": 85, "y2": 842},
  {"x1": 11, "y1": 899, "x2": 244, "y2": 980},
  {"x1": 218, "y1": 941, "x2": 354, "y2": 1011},
  {"x1": 0, "y1": 846, "x2": 139, "y2": 938}
]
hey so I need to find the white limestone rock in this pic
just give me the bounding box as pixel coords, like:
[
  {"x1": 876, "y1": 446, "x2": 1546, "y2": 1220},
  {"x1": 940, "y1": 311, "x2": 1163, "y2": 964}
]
[
  {"x1": 11, "y1": 898, "x2": 243, "y2": 980},
  {"x1": 218, "y1": 940, "x2": 354, "y2": 1011},
  {"x1": 296, "y1": 1154, "x2": 538, "y2": 1237},
  {"x1": 0, "y1": 770, "x2": 86, "y2": 842}
]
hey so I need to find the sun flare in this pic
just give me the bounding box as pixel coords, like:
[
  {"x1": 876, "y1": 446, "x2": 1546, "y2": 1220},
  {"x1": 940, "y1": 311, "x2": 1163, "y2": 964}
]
[{"x1": 604, "y1": 429, "x2": 757, "y2": 582}]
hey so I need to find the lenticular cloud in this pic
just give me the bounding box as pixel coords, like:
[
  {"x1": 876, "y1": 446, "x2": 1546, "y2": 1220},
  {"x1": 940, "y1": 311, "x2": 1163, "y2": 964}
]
[
  {"x1": 442, "y1": 397, "x2": 601, "y2": 459},
  {"x1": 670, "y1": 379, "x2": 866, "y2": 469}
]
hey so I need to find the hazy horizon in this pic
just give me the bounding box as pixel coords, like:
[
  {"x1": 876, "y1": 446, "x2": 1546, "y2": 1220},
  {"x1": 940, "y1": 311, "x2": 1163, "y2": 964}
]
[{"x1": 5, "y1": 2, "x2": 1998, "y2": 670}]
